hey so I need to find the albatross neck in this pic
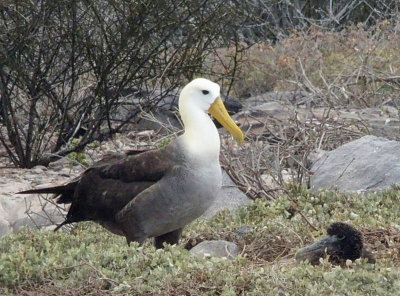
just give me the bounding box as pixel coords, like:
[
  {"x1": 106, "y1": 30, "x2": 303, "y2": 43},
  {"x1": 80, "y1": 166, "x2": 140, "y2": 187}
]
[{"x1": 179, "y1": 106, "x2": 220, "y2": 162}]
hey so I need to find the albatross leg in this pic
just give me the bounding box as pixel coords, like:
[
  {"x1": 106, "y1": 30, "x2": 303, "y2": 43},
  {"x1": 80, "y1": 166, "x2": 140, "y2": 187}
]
[
  {"x1": 122, "y1": 225, "x2": 147, "y2": 246},
  {"x1": 154, "y1": 228, "x2": 183, "y2": 249}
]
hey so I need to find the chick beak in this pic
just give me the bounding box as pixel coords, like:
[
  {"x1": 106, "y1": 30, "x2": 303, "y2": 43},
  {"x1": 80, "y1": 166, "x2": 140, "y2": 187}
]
[{"x1": 295, "y1": 235, "x2": 340, "y2": 265}]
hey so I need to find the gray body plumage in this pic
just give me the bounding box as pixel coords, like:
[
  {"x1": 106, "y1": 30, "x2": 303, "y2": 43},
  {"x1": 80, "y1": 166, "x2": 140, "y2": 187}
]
[
  {"x1": 20, "y1": 138, "x2": 221, "y2": 246},
  {"x1": 115, "y1": 139, "x2": 221, "y2": 243}
]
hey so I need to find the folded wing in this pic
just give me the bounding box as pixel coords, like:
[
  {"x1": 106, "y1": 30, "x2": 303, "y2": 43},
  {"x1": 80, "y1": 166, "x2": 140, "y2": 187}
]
[{"x1": 19, "y1": 146, "x2": 178, "y2": 235}]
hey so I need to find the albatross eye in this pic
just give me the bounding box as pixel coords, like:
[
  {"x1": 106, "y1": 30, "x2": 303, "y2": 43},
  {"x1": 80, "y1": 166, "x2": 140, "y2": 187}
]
[{"x1": 202, "y1": 90, "x2": 209, "y2": 95}]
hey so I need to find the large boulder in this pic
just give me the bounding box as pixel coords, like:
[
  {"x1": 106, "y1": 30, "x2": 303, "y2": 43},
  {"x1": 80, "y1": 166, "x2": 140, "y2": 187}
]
[
  {"x1": 310, "y1": 136, "x2": 400, "y2": 193},
  {"x1": 202, "y1": 171, "x2": 250, "y2": 219},
  {"x1": 0, "y1": 165, "x2": 72, "y2": 237}
]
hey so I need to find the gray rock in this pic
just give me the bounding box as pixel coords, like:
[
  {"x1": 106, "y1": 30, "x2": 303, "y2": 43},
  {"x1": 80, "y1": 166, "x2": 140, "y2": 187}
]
[
  {"x1": 32, "y1": 165, "x2": 47, "y2": 174},
  {"x1": 310, "y1": 135, "x2": 400, "y2": 193},
  {"x1": 135, "y1": 108, "x2": 182, "y2": 133},
  {"x1": 12, "y1": 209, "x2": 64, "y2": 232},
  {"x1": 24, "y1": 174, "x2": 38, "y2": 181},
  {"x1": 222, "y1": 95, "x2": 243, "y2": 114},
  {"x1": 189, "y1": 240, "x2": 241, "y2": 259},
  {"x1": 235, "y1": 101, "x2": 400, "y2": 142},
  {"x1": 307, "y1": 149, "x2": 328, "y2": 169},
  {"x1": 0, "y1": 192, "x2": 66, "y2": 237},
  {"x1": 60, "y1": 168, "x2": 74, "y2": 177},
  {"x1": 0, "y1": 217, "x2": 11, "y2": 236},
  {"x1": 48, "y1": 157, "x2": 69, "y2": 171},
  {"x1": 339, "y1": 108, "x2": 400, "y2": 140},
  {"x1": 234, "y1": 225, "x2": 252, "y2": 237},
  {"x1": 202, "y1": 171, "x2": 250, "y2": 219},
  {"x1": 235, "y1": 101, "x2": 290, "y2": 121},
  {"x1": 0, "y1": 196, "x2": 26, "y2": 222},
  {"x1": 233, "y1": 101, "x2": 293, "y2": 142},
  {"x1": 242, "y1": 91, "x2": 310, "y2": 108}
]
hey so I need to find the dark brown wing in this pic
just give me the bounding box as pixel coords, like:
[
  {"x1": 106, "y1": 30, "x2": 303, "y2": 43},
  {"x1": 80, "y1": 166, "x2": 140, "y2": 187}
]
[
  {"x1": 20, "y1": 145, "x2": 178, "y2": 228},
  {"x1": 60, "y1": 145, "x2": 178, "y2": 225},
  {"x1": 96, "y1": 148, "x2": 175, "y2": 182}
]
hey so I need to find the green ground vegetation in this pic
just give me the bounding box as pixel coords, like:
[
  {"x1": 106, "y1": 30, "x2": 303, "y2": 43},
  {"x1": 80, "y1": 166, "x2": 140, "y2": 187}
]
[{"x1": 1, "y1": 187, "x2": 399, "y2": 295}]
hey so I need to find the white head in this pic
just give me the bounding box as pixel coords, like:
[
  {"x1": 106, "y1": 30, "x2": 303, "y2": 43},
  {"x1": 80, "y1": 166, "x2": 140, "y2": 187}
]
[
  {"x1": 178, "y1": 78, "x2": 221, "y2": 113},
  {"x1": 178, "y1": 78, "x2": 244, "y2": 157}
]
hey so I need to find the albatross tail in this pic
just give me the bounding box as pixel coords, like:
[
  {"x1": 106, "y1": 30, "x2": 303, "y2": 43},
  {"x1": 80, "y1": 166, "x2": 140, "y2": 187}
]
[
  {"x1": 18, "y1": 181, "x2": 78, "y2": 204},
  {"x1": 18, "y1": 185, "x2": 68, "y2": 195}
]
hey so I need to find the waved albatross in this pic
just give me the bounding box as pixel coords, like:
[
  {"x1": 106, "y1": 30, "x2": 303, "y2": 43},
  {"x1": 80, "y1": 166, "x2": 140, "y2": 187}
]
[{"x1": 19, "y1": 78, "x2": 244, "y2": 248}]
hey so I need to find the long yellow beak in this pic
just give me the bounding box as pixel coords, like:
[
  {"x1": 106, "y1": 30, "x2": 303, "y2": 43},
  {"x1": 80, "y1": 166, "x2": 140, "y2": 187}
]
[{"x1": 208, "y1": 97, "x2": 244, "y2": 144}]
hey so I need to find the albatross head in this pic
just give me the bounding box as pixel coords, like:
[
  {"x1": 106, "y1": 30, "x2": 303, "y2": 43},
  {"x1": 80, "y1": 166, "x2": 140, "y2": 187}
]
[{"x1": 179, "y1": 78, "x2": 244, "y2": 144}]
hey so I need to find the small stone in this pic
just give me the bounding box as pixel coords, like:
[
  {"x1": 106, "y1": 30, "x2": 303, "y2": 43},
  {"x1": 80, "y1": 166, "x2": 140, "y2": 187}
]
[
  {"x1": 59, "y1": 168, "x2": 73, "y2": 177},
  {"x1": 235, "y1": 225, "x2": 251, "y2": 237},
  {"x1": 24, "y1": 174, "x2": 37, "y2": 181},
  {"x1": 189, "y1": 240, "x2": 241, "y2": 259},
  {"x1": 32, "y1": 165, "x2": 47, "y2": 173},
  {"x1": 48, "y1": 158, "x2": 68, "y2": 171},
  {"x1": 136, "y1": 130, "x2": 155, "y2": 138}
]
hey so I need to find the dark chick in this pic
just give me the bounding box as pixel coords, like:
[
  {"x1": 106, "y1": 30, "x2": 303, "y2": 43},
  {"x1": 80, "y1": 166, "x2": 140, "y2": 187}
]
[{"x1": 295, "y1": 222, "x2": 375, "y2": 265}]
